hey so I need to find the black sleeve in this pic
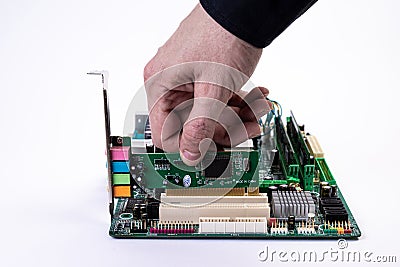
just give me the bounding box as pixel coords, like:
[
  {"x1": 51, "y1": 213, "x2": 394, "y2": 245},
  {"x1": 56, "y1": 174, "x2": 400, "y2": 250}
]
[{"x1": 200, "y1": 0, "x2": 318, "y2": 48}]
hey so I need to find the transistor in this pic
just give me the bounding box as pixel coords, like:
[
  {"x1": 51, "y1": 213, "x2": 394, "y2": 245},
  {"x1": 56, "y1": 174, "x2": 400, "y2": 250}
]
[{"x1": 288, "y1": 215, "x2": 295, "y2": 231}]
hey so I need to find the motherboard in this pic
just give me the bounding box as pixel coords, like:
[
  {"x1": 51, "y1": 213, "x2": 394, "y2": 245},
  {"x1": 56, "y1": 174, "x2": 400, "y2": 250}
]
[
  {"x1": 90, "y1": 71, "x2": 361, "y2": 239},
  {"x1": 108, "y1": 115, "x2": 361, "y2": 239}
]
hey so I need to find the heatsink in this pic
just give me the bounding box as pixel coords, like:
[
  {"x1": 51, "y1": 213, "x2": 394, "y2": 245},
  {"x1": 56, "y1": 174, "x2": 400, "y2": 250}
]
[{"x1": 270, "y1": 190, "x2": 315, "y2": 219}]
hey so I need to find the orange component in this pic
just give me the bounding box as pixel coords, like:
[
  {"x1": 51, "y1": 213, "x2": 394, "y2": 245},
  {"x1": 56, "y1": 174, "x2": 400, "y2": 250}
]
[{"x1": 113, "y1": 186, "x2": 131, "y2": 197}]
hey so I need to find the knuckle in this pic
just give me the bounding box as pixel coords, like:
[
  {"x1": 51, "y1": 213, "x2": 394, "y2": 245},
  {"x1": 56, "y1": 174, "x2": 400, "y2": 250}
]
[
  {"x1": 183, "y1": 119, "x2": 213, "y2": 143},
  {"x1": 143, "y1": 47, "x2": 165, "y2": 82},
  {"x1": 143, "y1": 60, "x2": 155, "y2": 82}
]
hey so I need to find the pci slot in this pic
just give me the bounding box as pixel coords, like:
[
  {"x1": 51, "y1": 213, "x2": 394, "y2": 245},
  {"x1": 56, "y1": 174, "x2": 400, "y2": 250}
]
[
  {"x1": 159, "y1": 193, "x2": 270, "y2": 224},
  {"x1": 305, "y1": 134, "x2": 324, "y2": 158}
]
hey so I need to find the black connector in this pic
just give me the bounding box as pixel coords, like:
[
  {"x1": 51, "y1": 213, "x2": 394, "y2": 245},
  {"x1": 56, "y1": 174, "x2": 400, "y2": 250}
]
[{"x1": 319, "y1": 197, "x2": 348, "y2": 222}]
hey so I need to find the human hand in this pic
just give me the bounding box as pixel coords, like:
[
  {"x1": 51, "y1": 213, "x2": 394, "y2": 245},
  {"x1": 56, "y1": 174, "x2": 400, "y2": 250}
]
[{"x1": 144, "y1": 4, "x2": 271, "y2": 166}]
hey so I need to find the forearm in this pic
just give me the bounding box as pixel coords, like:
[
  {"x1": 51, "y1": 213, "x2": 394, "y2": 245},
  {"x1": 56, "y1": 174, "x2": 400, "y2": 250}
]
[{"x1": 200, "y1": 0, "x2": 318, "y2": 48}]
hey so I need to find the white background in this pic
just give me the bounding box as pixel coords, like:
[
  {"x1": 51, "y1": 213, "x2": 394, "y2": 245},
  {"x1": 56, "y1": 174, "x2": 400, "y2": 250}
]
[{"x1": 1, "y1": 0, "x2": 399, "y2": 266}]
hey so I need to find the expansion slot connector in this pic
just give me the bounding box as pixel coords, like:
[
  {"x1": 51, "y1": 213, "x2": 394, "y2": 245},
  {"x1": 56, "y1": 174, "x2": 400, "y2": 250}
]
[{"x1": 159, "y1": 193, "x2": 270, "y2": 223}]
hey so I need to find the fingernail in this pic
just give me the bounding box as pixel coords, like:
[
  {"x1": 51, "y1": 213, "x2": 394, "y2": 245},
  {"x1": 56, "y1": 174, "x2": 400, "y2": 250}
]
[{"x1": 182, "y1": 150, "x2": 201, "y2": 161}]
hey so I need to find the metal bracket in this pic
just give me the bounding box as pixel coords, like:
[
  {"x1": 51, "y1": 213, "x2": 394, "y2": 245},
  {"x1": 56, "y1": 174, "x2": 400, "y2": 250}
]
[{"x1": 87, "y1": 70, "x2": 114, "y2": 216}]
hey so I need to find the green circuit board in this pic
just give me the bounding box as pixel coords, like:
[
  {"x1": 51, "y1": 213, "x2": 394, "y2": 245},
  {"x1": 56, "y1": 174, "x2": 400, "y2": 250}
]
[
  {"x1": 90, "y1": 70, "x2": 362, "y2": 239},
  {"x1": 106, "y1": 111, "x2": 361, "y2": 239},
  {"x1": 131, "y1": 150, "x2": 259, "y2": 190},
  {"x1": 110, "y1": 185, "x2": 361, "y2": 238}
]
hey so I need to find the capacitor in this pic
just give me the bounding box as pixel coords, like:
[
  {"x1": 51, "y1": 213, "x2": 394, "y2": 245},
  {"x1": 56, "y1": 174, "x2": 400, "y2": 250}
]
[
  {"x1": 279, "y1": 184, "x2": 289, "y2": 191},
  {"x1": 289, "y1": 184, "x2": 297, "y2": 191},
  {"x1": 321, "y1": 185, "x2": 332, "y2": 198},
  {"x1": 268, "y1": 185, "x2": 278, "y2": 191},
  {"x1": 288, "y1": 215, "x2": 295, "y2": 231},
  {"x1": 330, "y1": 184, "x2": 338, "y2": 197},
  {"x1": 267, "y1": 185, "x2": 278, "y2": 202},
  {"x1": 183, "y1": 175, "x2": 191, "y2": 187},
  {"x1": 319, "y1": 181, "x2": 329, "y2": 193}
]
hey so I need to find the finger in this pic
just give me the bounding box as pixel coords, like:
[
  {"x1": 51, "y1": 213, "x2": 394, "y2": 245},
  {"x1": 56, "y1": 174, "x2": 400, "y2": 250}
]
[
  {"x1": 239, "y1": 98, "x2": 271, "y2": 122},
  {"x1": 245, "y1": 86, "x2": 269, "y2": 103},
  {"x1": 227, "y1": 86, "x2": 269, "y2": 108},
  {"x1": 213, "y1": 121, "x2": 261, "y2": 147},
  {"x1": 148, "y1": 85, "x2": 193, "y2": 151},
  {"x1": 149, "y1": 101, "x2": 181, "y2": 151},
  {"x1": 179, "y1": 83, "x2": 232, "y2": 166},
  {"x1": 159, "y1": 98, "x2": 193, "y2": 151},
  {"x1": 211, "y1": 104, "x2": 263, "y2": 147},
  {"x1": 228, "y1": 87, "x2": 271, "y2": 123}
]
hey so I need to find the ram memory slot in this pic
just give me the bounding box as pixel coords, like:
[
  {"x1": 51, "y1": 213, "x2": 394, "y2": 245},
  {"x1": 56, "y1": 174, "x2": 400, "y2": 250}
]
[
  {"x1": 286, "y1": 111, "x2": 315, "y2": 190},
  {"x1": 316, "y1": 158, "x2": 336, "y2": 184},
  {"x1": 287, "y1": 111, "x2": 314, "y2": 166},
  {"x1": 274, "y1": 116, "x2": 300, "y2": 182}
]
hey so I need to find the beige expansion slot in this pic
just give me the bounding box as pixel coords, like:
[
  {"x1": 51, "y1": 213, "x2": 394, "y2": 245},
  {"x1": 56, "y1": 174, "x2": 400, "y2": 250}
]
[
  {"x1": 159, "y1": 193, "x2": 270, "y2": 223},
  {"x1": 305, "y1": 134, "x2": 324, "y2": 158},
  {"x1": 199, "y1": 217, "x2": 267, "y2": 234}
]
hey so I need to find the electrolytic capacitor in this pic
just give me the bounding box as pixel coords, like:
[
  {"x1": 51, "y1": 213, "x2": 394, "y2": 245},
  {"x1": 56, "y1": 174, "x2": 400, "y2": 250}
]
[
  {"x1": 183, "y1": 175, "x2": 191, "y2": 187},
  {"x1": 319, "y1": 181, "x2": 329, "y2": 193},
  {"x1": 267, "y1": 185, "x2": 278, "y2": 202},
  {"x1": 279, "y1": 184, "x2": 289, "y2": 191},
  {"x1": 289, "y1": 184, "x2": 297, "y2": 191},
  {"x1": 330, "y1": 184, "x2": 338, "y2": 197},
  {"x1": 321, "y1": 185, "x2": 332, "y2": 198}
]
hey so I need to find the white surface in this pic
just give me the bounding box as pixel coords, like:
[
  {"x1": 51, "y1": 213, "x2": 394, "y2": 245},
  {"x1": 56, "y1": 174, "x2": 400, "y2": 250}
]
[{"x1": 1, "y1": 0, "x2": 399, "y2": 266}]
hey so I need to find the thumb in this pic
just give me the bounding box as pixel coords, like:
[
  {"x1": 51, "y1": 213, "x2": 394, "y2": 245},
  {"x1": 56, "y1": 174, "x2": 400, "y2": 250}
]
[{"x1": 179, "y1": 83, "x2": 232, "y2": 166}]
